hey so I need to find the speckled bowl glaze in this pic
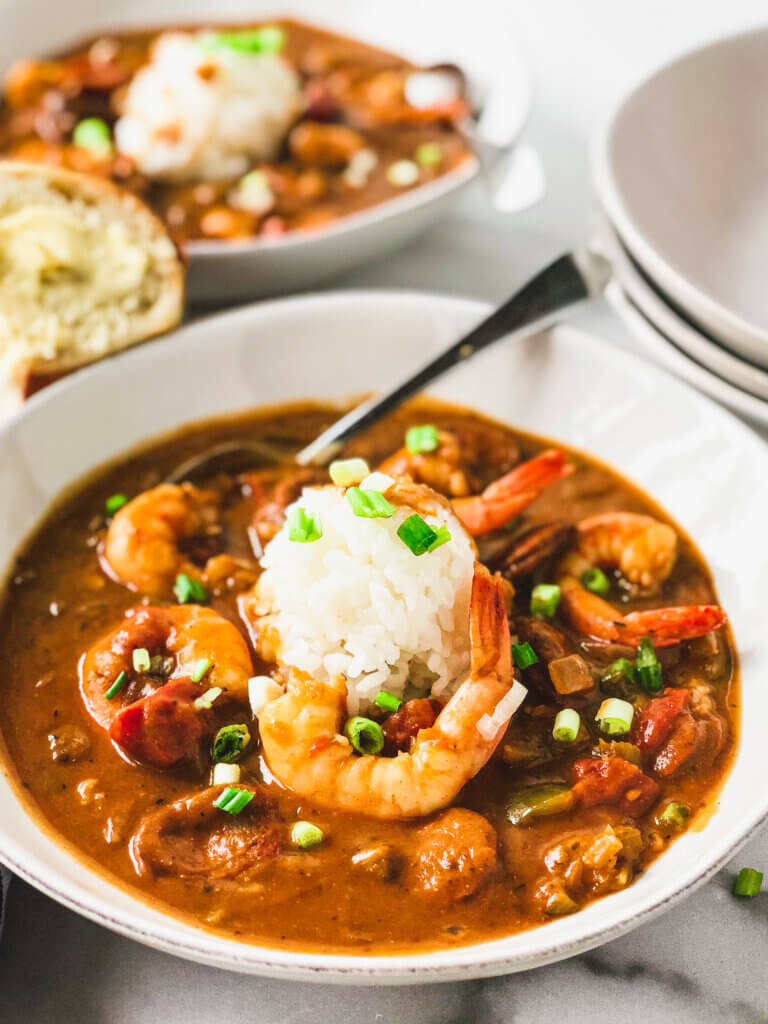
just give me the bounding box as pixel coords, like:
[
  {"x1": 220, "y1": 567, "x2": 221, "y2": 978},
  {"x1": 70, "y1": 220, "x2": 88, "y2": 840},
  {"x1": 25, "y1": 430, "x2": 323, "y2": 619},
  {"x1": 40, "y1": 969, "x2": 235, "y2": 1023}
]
[
  {"x1": 0, "y1": 292, "x2": 766, "y2": 982},
  {"x1": 0, "y1": 0, "x2": 530, "y2": 304}
]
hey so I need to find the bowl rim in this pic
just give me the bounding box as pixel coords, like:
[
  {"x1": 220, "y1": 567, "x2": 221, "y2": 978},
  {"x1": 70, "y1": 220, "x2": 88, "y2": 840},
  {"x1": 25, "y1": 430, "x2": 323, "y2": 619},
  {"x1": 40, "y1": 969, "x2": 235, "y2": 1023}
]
[
  {"x1": 185, "y1": 157, "x2": 480, "y2": 257},
  {"x1": 591, "y1": 26, "x2": 768, "y2": 359},
  {"x1": 1, "y1": 289, "x2": 767, "y2": 982}
]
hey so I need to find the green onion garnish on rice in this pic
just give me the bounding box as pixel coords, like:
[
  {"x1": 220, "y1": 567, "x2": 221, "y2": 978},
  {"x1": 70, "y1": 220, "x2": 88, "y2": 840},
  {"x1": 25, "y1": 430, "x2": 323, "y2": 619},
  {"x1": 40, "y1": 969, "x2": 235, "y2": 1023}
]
[
  {"x1": 374, "y1": 690, "x2": 403, "y2": 713},
  {"x1": 397, "y1": 513, "x2": 437, "y2": 555},
  {"x1": 346, "y1": 487, "x2": 395, "y2": 519},
  {"x1": 329, "y1": 458, "x2": 369, "y2": 487},
  {"x1": 287, "y1": 506, "x2": 323, "y2": 542}
]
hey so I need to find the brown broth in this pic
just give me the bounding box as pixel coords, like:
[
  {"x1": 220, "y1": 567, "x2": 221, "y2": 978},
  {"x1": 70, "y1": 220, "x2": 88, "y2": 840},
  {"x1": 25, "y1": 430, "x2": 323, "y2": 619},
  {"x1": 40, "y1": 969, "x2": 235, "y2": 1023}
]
[{"x1": 0, "y1": 400, "x2": 738, "y2": 953}]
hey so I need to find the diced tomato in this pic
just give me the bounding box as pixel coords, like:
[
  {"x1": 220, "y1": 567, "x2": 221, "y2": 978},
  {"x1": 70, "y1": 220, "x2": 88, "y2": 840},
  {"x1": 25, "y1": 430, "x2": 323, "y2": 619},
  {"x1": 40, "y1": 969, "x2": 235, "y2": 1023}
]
[
  {"x1": 109, "y1": 679, "x2": 211, "y2": 769},
  {"x1": 572, "y1": 756, "x2": 660, "y2": 817},
  {"x1": 382, "y1": 698, "x2": 442, "y2": 756},
  {"x1": 634, "y1": 688, "x2": 689, "y2": 753}
]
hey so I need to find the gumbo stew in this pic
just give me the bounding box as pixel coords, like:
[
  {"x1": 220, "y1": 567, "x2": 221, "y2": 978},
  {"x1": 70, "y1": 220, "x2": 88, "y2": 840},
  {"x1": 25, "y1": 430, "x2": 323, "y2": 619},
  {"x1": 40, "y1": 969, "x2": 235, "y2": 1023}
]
[
  {"x1": 0, "y1": 401, "x2": 737, "y2": 952},
  {"x1": 0, "y1": 20, "x2": 473, "y2": 245}
]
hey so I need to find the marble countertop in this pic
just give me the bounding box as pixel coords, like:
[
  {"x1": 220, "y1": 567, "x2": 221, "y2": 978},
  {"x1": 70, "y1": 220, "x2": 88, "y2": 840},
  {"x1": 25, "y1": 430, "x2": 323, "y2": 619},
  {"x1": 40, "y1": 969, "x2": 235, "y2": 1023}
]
[{"x1": 2, "y1": 1, "x2": 768, "y2": 1021}]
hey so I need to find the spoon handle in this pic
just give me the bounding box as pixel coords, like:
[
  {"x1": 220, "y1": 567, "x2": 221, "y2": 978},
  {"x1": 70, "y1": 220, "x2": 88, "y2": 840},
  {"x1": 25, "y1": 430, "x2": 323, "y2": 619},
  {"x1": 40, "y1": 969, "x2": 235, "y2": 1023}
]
[{"x1": 297, "y1": 248, "x2": 611, "y2": 466}]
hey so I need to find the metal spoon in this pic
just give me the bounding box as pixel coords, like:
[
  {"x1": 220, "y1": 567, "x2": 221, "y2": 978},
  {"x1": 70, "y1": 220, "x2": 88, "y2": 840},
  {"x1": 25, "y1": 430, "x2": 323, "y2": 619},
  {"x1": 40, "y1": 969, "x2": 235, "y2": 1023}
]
[{"x1": 167, "y1": 249, "x2": 611, "y2": 483}]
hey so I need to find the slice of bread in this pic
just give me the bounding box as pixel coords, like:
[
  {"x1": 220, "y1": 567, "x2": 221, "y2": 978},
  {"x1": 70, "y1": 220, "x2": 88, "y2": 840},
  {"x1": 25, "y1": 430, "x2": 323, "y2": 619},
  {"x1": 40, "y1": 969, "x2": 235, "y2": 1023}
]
[{"x1": 0, "y1": 160, "x2": 184, "y2": 411}]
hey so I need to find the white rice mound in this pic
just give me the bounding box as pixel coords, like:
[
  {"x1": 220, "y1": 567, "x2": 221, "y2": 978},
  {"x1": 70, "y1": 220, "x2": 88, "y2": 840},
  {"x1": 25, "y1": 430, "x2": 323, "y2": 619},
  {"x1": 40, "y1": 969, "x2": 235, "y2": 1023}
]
[
  {"x1": 115, "y1": 31, "x2": 303, "y2": 183},
  {"x1": 258, "y1": 486, "x2": 476, "y2": 714}
]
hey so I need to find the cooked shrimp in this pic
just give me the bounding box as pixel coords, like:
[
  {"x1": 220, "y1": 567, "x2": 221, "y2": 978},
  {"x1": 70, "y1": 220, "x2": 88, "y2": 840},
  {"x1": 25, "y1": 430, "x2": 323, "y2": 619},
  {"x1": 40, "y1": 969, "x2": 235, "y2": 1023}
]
[
  {"x1": 103, "y1": 483, "x2": 220, "y2": 597},
  {"x1": 556, "y1": 513, "x2": 727, "y2": 647},
  {"x1": 379, "y1": 429, "x2": 474, "y2": 497},
  {"x1": 562, "y1": 513, "x2": 678, "y2": 591},
  {"x1": 257, "y1": 564, "x2": 517, "y2": 819},
  {"x1": 452, "y1": 450, "x2": 573, "y2": 536},
  {"x1": 80, "y1": 604, "x2": 253, "y2": 730}
]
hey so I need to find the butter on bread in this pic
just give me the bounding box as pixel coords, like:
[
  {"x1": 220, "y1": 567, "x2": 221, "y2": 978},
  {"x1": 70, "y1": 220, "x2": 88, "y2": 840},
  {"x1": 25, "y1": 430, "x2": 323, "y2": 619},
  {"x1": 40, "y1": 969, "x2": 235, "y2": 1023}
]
[{"x1": 0, "y1": 161, "x2": 184, "y2": 408}]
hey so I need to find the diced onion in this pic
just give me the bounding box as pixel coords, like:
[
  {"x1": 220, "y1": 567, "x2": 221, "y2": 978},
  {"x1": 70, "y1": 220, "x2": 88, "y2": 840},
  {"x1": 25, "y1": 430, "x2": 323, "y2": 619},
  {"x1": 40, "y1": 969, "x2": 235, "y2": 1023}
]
[
  {"x1": 359, "y1": 472, "x2": 394, "y2": 493},
  {"x1": 248, "y1": 675, "x2": 284, "y2": 717},
  {"x1": 329, "y1": 458, "x2": 370, "y2": 486},
  {"x1": 476, "y1": 713, "x2": 500, "y2": 741},
  {"x1": 386, "y1": 159, "x2": 420, "y2": 187},
  {"x1": 477, "y1": 682, "x2": 528, "y2": 740},
  {"x1": 490, "y1": 681, "x2": 528, "y2": 726},
  {"x1": 213, "y1": 762, "x2": 241, "y2": 785}
]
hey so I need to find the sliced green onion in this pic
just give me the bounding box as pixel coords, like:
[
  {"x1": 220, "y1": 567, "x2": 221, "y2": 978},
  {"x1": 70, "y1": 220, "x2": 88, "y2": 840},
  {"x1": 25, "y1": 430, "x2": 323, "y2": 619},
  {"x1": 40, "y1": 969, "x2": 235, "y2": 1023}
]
[
  {"x1": 595, "y1": 697, "x2": 634, "y2": 736},
  {"x1": 512, "y1": 642, "x2": 539, "y2": 669},
  {"x1": 636, "y1": 636, "x2": 663, "y2": 692},
  {"x1": 346, "y1": 487, "x2": 395, "y2": 519},
  {"x1": 203, "y1": 25, "x2": 285, "y2": 54},
  {"x1": 132, "y1": 647, "x2": 151, "y2": 673},
  {"x1": 291, "y1": 820, "x2": 324, "y2": 849},
  {"x1": 733, "y1": 867, "x2": 763, "y2": 898},
  {"x1": 213, "y1": 786, "x2": 255, "y2": 815},
  {"x1": 344, "y1": 716, "x2": 384, "y2": 755},
  {"x1": 105, "y1": 670, "x2": 127, "y2": 700},
  {"x1": 191, "y1": 658, "x2": 212, "y2": 684},
  {"x1": 386, "y1": 159, "x2": 420, "y2": 187},
  {"x1": 414, "y1": 141, "x2": 444, "y2": 167},
  {"x1": 552, "y1": 708, "x2": 580, "y2": 743},
  {"x1": 329, "y1": 458, "x2": 370, "y2": 487},
  {"x1": 656, "y1": 801, "x2": 690, "y2": 831},
  {"x1": 581, "y1": 566, "x2": 611, "y2": 595},
  {"x1": 405, "y1": 424, "x2": 439, "y2": 453},
  {"x1": 397, "y1": 513, "x2": 437, "y2": 555},
  {"x1": 72, "y1": 117, "x2": 113, "y2": 156},
  {"x1": 287, "y1": 506, "x2": 322, "y2": 542},
  {"x1": 374, "y1": 690, "x2": 403, "y2": 713},
  {"x1": 426, "y1": 525, "x2": 452, "y2": 552},
  {"x1": 105, "y1": 493, "x2": 128, "y2": 516},
  {"x1": 193, "y1": 686, "x2": 222, "y2": 711},
  {"x1": 212, "y1": 723, "x2": 251, "y2": 763},
  {"x1": 601, "y1": 657, "x2": 637, "y2": 692},
  {"x1": 530, "y1": 583, "x2": 561, "y2": 618},
  {"x1": 174, "y1": 573, "x2": 209, "y2": 604}
]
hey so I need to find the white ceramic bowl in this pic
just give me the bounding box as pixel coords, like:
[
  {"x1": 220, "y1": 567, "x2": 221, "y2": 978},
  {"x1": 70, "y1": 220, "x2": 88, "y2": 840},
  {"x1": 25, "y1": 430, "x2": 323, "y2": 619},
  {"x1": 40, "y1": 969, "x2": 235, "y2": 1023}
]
[
  {"x1": 1, "y1": 292, "x2": 766, "y2": 983},
  {"x1": 597, "y1": 212, "x2": 768, "y2": 402},
  {"x1": 0, "y1": 0, "x2": 529, "y2": 304},
  {"x1": 593, "y1": 28, "x2": 768, "y2": 366}
]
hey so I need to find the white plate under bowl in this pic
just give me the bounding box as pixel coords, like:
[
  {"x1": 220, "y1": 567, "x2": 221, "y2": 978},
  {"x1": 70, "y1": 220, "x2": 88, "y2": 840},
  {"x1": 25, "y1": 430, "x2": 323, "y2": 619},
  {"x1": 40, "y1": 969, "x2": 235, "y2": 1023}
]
[
  {"x1": 597, "y1": 212, "x2": 768, "y2": 402},
  {"x1": 0, "y1": 0, "x2": 529, "y2": 305},
  {"x1": 1, "y1": 292, "x2": 766, "y2": 982},
  {"x1": 593, "y1": 28, "x2": 768, "y2": 366}
]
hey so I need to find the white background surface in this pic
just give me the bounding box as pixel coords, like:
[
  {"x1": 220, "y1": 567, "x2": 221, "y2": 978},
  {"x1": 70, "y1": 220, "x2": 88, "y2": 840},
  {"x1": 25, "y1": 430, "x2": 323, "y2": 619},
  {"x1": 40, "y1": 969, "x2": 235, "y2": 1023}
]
[{"x1": 2, "y1": 1, "x2": 768, "y2": 1021}]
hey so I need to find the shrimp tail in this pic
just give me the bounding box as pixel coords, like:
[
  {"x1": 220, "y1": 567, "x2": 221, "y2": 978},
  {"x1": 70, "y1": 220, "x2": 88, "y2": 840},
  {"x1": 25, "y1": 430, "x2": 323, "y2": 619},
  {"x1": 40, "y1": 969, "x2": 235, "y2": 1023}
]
[
  {"x1": 470, "y1": 564, "x2": 512, "y2": 679},
  {"x1": 453, "y1": 450, "x2": 573, "y2": 536},
  {"x1": 622, "y1": 605, "x2": 728, "y2": 647}
]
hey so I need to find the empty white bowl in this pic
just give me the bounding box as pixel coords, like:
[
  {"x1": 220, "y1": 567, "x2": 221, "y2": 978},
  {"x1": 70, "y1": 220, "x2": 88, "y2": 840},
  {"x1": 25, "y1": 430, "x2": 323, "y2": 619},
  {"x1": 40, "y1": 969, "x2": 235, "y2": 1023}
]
[
  {"x1": 593, "y1": 28, "x2": 768, "y2": 366},
  {"x1": 0, "y1": 291, "x2": 766, "y2": 981}
]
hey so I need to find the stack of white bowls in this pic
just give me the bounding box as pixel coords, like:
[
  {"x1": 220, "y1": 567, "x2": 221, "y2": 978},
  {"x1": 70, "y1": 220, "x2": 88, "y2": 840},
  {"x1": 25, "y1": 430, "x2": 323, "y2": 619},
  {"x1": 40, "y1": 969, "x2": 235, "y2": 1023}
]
[{"x1": 592, "y1": 28, "x2": 768, "y2": 428}]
